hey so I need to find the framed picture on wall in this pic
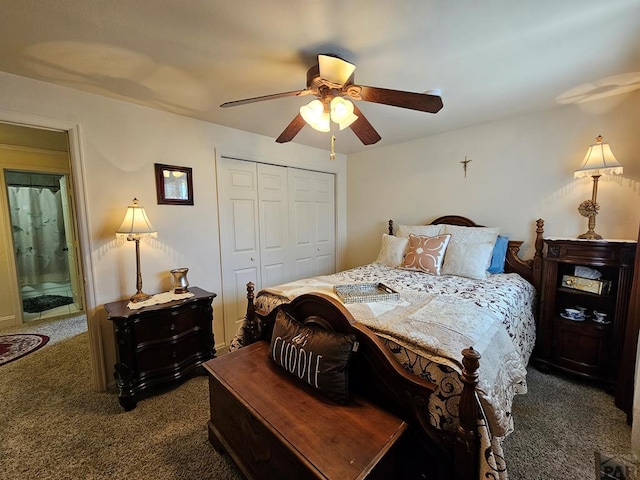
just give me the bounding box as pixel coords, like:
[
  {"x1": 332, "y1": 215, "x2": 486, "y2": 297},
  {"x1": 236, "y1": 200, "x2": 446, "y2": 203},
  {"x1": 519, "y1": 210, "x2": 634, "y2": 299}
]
[{"x1": 154, "y1": 163, "x2": 194, "y2": 205}]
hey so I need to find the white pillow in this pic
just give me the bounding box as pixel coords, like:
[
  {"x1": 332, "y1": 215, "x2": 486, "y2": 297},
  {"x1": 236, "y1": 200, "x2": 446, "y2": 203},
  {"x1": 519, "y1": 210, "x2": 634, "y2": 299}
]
[
  {"x1": 395, "y1": 224, "x2": 443, "y2": 238},
  {"x1": 375, "y1": 233, "x2": 409, "y2": 267},
  {"x1": 441, "y1": 225, "x2": 500, "y2": 280}
]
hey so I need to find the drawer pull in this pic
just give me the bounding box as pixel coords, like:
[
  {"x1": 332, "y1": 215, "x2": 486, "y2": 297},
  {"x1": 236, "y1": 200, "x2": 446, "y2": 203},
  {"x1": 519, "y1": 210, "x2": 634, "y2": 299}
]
[{"x1": 170, "y1": 324, "x2": 176, "y2": 331}]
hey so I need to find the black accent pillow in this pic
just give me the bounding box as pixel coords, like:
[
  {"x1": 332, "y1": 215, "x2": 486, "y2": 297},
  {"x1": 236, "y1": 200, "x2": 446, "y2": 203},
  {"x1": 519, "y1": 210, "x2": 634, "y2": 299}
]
[{"x1": 269, "y1": 309, "x2": 357, "y2": 404}]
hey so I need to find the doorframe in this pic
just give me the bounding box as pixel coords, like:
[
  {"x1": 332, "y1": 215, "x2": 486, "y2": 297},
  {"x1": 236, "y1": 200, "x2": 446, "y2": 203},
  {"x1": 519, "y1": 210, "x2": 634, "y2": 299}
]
[{"x1": 0, "y1": 109, "x2": 105, "y2": 391}]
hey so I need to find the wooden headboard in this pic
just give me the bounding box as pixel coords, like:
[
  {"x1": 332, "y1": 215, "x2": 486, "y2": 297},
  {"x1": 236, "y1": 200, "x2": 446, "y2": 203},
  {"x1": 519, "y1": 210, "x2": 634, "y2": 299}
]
[{"x1": 388, "y1": 215, "x2": 544, "y2": 291}]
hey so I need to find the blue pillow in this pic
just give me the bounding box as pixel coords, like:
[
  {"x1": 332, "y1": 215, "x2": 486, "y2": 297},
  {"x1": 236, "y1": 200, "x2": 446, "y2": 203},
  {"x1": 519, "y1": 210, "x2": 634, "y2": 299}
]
[{"x1": 487, "y1": 236, "x2": 509, "y2": 274}]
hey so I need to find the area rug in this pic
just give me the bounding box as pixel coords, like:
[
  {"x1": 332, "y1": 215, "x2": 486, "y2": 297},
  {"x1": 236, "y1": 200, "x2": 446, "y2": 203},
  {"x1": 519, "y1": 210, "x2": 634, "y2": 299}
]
[
  {"x1": 22, "y1": 295, "x2": 73, "y2": 313},
  {"x1": 0, "y1": 334, "x2": 49, "y2": 366}
]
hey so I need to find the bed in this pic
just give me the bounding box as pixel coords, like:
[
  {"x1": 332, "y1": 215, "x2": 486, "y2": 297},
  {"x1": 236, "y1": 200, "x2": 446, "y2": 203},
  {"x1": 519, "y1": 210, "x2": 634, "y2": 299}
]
[{"x1": 232, "y1": 215, "x2": 545, "y2": 480}]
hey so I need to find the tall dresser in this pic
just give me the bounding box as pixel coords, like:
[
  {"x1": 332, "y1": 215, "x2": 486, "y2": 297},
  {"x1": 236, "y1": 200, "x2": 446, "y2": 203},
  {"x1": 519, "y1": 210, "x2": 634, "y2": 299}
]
[{"x1": 105, "y1": 287, "x2": 216, "y2": 410}]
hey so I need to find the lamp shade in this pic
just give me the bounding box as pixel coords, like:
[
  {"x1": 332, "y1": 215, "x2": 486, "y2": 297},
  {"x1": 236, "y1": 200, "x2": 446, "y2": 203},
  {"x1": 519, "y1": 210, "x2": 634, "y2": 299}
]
[
  {"x1": 574, "y1": 135, "x2": 623, "y2": 178},
  {"x1": 116, "y1": 198, "x2": 157, "y2": 239},
  {"x1": 330, "y1": 97, "x2": 358, "y2": 130},
  {"x1": 300, "y1": 99, "x2": 330, "y2": 132}
]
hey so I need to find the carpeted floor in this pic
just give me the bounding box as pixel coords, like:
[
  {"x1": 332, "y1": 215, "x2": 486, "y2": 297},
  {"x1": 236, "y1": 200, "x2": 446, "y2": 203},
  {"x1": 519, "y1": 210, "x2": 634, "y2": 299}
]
[
  {"x1": 504, "y1": 366, "x2": 637, "y2": 479},
  {"x1": 0, "y1": 332, "x2": 243, "y2": 480},
  {"x1": 0, "y1": 329, "x2": 636, "y2": 479}
]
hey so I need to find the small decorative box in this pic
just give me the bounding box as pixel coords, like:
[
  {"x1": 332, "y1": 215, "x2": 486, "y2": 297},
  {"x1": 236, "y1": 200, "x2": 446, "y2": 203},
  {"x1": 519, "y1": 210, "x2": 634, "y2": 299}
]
[
  {"x1": 334, "y1": 283, "x2": 400, "y2": 304},
  {"x1": 561, "y1": 275, "x2": 612, "y2": 295}
]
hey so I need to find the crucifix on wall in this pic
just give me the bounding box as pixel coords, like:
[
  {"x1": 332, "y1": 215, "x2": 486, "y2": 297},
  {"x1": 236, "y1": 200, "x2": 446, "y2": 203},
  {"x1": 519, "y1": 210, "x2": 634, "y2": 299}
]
[{"x1": 460, "y1": 156, "x2": 472, "y2": 178}]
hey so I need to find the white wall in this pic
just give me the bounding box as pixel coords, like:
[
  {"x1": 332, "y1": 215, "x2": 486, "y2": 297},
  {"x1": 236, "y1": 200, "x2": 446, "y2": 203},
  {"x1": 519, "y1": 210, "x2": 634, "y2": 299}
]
[
  {"x1": 0, "y1": 71, "x2": 347, "y2": 390},
  {"x1": 346, "y1": 90, "x2": 640, "y2": 268}
]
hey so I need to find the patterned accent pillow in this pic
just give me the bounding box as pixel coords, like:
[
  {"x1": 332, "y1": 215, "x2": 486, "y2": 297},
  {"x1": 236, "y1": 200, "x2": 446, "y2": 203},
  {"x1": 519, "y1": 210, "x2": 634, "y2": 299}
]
[
  {"x1": 395, "y1": 224, "x2": 443, "y2": 238},
  {"x1": 401, "y1": 233, "x2": 451, "y2": 275},
  {"x1": 441, "y1": 225, "x2": 500, "y2": 280},
  {"x1": 375, "y1": 233, "x2": 409, "y2": 267}
]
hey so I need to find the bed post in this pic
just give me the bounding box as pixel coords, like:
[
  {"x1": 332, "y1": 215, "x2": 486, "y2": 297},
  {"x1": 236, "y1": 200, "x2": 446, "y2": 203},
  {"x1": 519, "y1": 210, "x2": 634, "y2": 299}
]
[
  {"x1": 242, "y1": 282, "x2": 258, "y2": 345},
  {"x1": 454, "y1": 347, "x2": 481, "y2": 480},
  {"x1": 532, "y1": 218, "x2": 545, "y2": 291},
  {"x1": 388, "y1": 219, "x2": 394, "y2": 236}
]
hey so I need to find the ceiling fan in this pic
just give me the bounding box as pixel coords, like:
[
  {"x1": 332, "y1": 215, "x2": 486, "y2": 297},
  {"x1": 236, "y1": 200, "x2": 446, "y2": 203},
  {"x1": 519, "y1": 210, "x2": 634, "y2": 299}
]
[{"x1": 220, "y1": 54, "x2": 444, "y2": 146}]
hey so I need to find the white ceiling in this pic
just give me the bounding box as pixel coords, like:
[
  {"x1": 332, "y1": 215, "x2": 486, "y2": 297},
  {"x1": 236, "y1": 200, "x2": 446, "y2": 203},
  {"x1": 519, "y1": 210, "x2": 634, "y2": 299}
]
[{"x1": 1, "y1": 0, "x2": 639, "y2": 154}]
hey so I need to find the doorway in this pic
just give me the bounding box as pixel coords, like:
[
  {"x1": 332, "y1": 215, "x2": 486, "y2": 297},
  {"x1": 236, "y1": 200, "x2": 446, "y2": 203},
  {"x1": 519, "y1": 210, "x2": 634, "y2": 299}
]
[
  {"x1": 0, "y1": 123, "x2": 85, "y2": 328},
  {"x1": 4, "y1": 170, "x2": 84, "y2": 322}
]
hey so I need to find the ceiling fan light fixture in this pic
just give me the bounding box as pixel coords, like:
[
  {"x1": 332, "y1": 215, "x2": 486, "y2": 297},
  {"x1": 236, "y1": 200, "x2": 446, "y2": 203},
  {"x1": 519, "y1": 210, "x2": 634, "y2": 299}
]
[{"x1": 300, "y1": 99, "x2": 330, "y2": 132}]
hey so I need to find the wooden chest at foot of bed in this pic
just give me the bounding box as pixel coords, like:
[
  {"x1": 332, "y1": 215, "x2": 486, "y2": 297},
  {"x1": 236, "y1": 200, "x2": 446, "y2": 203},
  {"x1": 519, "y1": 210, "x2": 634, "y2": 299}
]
[{"x1": 205, "y1": 341, "x2": 408, "y2": 480}]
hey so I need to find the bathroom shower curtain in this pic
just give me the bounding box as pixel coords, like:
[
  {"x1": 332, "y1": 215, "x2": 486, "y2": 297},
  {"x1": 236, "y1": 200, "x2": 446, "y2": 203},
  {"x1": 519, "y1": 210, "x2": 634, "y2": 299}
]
[{"x1": 8, "y1": 185, "x2": 69, "y2": 286}]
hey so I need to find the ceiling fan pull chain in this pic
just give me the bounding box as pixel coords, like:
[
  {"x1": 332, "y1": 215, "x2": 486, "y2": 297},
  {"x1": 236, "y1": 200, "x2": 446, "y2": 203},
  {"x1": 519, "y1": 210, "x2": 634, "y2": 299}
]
[{"x1": 330, "y1": 135, "x2": 336, "y2": 161}]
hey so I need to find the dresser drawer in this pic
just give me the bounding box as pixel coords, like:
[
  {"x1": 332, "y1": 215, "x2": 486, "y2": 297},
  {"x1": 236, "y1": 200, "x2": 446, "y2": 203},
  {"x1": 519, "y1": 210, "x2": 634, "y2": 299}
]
[
  {"x1": 134, "y1": 306, "x2": 201, "y2": 343},
  {"x1": 137, "y1": 333, "x2": 203, "y2": 375},
  {"x1": 545, "y1": 239, "x2": 635, "y2": 267}
]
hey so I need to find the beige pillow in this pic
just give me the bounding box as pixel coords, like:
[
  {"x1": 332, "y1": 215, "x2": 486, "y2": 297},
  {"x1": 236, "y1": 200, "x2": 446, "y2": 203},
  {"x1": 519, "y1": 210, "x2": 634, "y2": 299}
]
[
  {"x1": 401, "y1": 233, "x2": 451, "y2": 275},
  {"x1": 375, "y1": 233, "x2": 409, "y2": 267},
  {"x1": 395, "y1": 224, "x2": 443, "y2": 238},
  {"x1": 441, "y1": 225, "x2": 500, "y2": 280}
]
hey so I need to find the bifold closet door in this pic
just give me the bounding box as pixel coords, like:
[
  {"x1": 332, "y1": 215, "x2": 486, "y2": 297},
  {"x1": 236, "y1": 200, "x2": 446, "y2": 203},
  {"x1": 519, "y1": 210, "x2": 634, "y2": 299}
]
[
  {"x1": 288, "y1": 168, "x2": 335, "y2": 279},
  {"x1": 217, "y1": 158, "x2": 291, "y2": 345},
  {"x1": 218, "y1": 157, "x2": 335, "y2": 346}
]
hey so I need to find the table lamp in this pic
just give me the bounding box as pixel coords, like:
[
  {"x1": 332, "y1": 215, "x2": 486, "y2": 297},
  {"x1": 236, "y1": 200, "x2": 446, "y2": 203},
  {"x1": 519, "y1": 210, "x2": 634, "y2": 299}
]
[
  {"x1": 574, "y1": 135, "x2": 623, "y2": 240},
  {"x1": 116, "y1": 198, "x2": 157, "y2": 302}
]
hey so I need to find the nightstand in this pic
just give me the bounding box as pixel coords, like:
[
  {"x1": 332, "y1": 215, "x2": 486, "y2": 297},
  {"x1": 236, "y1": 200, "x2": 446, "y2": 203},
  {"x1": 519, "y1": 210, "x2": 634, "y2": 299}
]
[
  {"x1": 536, "y1": 238, "x2": 635, "y2": 389},
  {"x1": 105, "y1": 287, "x2": 216, "y2": 410}
]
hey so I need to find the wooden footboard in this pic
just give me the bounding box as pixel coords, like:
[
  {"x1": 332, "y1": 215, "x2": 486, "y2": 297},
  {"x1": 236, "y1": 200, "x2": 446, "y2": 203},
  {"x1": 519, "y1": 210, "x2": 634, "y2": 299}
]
[{"x1": 241, "y1": 289, "x2": 482, "y2": 480}]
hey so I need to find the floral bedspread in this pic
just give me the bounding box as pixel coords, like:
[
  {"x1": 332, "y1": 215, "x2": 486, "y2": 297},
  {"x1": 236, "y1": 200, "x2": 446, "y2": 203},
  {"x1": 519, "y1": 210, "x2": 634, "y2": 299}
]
[{"x1": 232, "y1": 263, "x2": 536, "y2": 480}]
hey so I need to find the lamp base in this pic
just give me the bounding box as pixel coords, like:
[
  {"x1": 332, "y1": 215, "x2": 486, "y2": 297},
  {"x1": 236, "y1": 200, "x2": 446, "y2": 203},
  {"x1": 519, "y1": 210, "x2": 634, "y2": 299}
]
[
  {"x1": 577, "y1": 230, "x2": 602, "y2": 240},
  {"x1": 130, "y1": 291, "x2": 151, "y2": 303}
]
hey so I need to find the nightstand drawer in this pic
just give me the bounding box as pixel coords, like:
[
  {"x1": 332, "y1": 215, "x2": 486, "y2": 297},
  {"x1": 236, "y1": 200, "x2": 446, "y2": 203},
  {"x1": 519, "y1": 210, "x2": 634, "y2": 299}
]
[
  {"x1": 137, "y1": 333, "x2": 203, "y2": 375},
  {"x1": 546, "y1": 240, "x2": 635, "y2": 266},
  {"x1": 134, "y1": 306, "x2": 201, "y2": 342}
]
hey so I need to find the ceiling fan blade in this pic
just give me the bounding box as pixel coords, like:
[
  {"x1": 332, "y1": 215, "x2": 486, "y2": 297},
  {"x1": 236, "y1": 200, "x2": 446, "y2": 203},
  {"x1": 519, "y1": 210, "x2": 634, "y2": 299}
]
[
  {"x1": 275, "y1": 113, "x2": 306, "y2": 143},
  {"x1": 220, "y1": 90, "x2": 311, "y2": 108},
  {"x1": 353, "y1": 85, "x2": 443, "y2": 113},
  {"x1": 349, "y1": 105, "x2": 381, "y2": 145},
  {"x1": 318, "y1": 55, "x2": 356, "y2": 85}
]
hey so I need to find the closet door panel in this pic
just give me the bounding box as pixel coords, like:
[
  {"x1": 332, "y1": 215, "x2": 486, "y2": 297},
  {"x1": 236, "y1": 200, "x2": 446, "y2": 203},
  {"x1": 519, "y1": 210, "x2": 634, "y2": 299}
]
[
  {"x1": 314, "y1": 201, "x2": 333, "y2": 276},
  {"x1": 258, "y1": 163, "x2": 289, "y2": 287},
  {"x1": 231, "y1": 199, "x2": 259, "y2": 252},
  {"x1": 217, "y1": 158, "x2": 260, "y2": 345},
  {"x1": 288, "y1": 168, "x2": 335, "y2": 278},
  {"x1": 294, "y1": 257, "x2": 314, "y2": 280}
]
